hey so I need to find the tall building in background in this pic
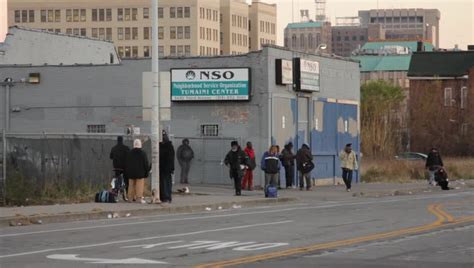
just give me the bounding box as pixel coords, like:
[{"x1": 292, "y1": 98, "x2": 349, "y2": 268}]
[
  {"x1": 284, "y1": 21, "x2": 332, "y2": 54},
  {"x1": 8, "y1": 0, "x2": 276, "y2": 58},
  {"x1": 358, "y1": 9, "x2": 440, "y2": 48},
  {"x1": 248, "y1": 0, "x2": 277, "y2": 51}
]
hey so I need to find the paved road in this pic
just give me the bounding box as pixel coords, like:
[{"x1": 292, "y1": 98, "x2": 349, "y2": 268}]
[{"x1": 1, "y1": 189, "x2": 473, "y2": 267}]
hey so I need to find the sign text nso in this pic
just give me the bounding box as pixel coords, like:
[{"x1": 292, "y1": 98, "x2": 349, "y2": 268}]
[{"x1": 171, "y1": 68, "x2": 250, "y2": 101}]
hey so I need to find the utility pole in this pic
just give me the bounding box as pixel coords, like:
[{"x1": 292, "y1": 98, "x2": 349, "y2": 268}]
[
  {"x1": 2, "y1": 78, "x2": 13, "y2": 205},
  {"x1": 150, "y1": 0, "x2": 161, "y2": 203}
]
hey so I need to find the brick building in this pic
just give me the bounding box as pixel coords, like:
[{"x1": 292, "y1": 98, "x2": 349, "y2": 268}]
[{"x1": 408, "y1": 51, "x2": 474, "y2": 156}]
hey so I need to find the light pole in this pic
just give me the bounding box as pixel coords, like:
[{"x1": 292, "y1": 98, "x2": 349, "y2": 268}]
[
  {"x1": 1, "y1": 78, "x2": 14, "y2": 205},
  {"x1": 150, "y1": 0, "x2": 161, "y2": 203}
]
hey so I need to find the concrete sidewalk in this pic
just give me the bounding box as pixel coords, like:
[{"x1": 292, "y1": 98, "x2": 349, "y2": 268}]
[{"x1": 1, "y1": 180, "x2": 472, "y2": 227}]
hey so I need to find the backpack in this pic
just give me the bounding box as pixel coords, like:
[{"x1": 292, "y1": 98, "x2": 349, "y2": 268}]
[
  {"x1": 301, "y1": 161, "x2": 315, "y2": 174},
  {"x1": 95, "y1": 190, "x2": 117, "y2": 203},
  {"x1": 265, "y1": 185, "x2": 278, "y2": 198}
]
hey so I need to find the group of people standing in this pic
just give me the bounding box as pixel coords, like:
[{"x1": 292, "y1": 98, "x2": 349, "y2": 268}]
[{"x1": 224, "y1": 140, "x2": 358, "y2": 195}]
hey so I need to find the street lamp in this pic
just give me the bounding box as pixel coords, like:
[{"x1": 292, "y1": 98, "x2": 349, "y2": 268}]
[{"x1": 317, "y1": 43, "x2": 328, "y2": 51}]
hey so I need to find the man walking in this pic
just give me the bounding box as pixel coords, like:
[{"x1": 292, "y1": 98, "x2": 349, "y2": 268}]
[
  {"x1": 296, "y1": 143, "x2": 314, "y2": 191},
  {"x1": 176, "y1": 138, "x2": 194, "y2": 184},
  {"x1": 110, "y1": 136, "x2": 130, "y2": 200},
  {"x1": 160, "y1": 132, "x2": 175, "y2": 203},
  {"x1": 339, "y1": 143, "x2": 358, "y2": 192},
  {"x1": 280, "y1": 142, "x2": 296, "y2": 188},
  {"x1": 426, "y1": 147, "x2": 444, "y2": 186},
  {"x1": 242, "y1": 142, "x2": 256, "y2": 191},
  {"x1": 224, "y1": 141, "x2": 249, "y2": 196}
]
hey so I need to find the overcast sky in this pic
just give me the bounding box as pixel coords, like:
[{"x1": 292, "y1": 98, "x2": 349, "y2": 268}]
[{"x1": 1, "y1": 0, "x2": 473, "y2": 49}]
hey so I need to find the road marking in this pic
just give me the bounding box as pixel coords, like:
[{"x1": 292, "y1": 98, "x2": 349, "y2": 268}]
[
  {"x1": 46, "y1": 254, "x2": 167, "y2": 264},
  {"x1": 121, "y1": 240, "x2": 184, "y2": 249},
  {"x1": 233, "y1": 243, "x2": 289, "y2": 251},
  {"x1": 194, "y1": 204, "x2": 474, "y2": 268},
  {"x1": 2, "y1": 191, "x2": 472, "y2": 238},
  {"x1": 0, "y1": 220, "x2": 293, "y2": 259}
]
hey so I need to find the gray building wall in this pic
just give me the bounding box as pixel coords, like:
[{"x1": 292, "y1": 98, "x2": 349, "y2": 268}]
[{"x1": 1, "y1": 46, "x2": 360, "y2": 186}]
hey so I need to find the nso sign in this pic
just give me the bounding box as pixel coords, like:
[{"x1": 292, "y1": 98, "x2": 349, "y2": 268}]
[
  {"x1": 293, "y1": 58, "x2": 320, "y2": 92},
  {"x1": 171, "y1": 68, "x2": 250, "y2": 101}
]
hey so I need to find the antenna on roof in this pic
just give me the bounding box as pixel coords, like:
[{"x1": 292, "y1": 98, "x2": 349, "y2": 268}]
[{"x1": 300, "y1": 9, "x2": 310, "y2": 22}]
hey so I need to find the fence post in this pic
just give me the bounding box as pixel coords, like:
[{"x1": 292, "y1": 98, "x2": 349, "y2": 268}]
[{"x1": 1, "y1": 129, "x2": 6, "y2": 205}]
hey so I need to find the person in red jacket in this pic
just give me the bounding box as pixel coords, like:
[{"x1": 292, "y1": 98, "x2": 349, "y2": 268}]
[{"x1": 242, "y1": 142, "x2": 256, "y2": 191}]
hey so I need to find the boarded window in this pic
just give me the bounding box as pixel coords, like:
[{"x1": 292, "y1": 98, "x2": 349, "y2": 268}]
[
  {"x1": 201, "y1": 124, "x2": 219, "y2": 137},
  {"x1": 460, "y1": 86, "x2": 468, "y2": 109},
  {"x1": 444, "y1": 88, "x2": 452, "y2": 107},
  {"x1": 87, "y1": 125, "x2": 106, "y2": 133}
]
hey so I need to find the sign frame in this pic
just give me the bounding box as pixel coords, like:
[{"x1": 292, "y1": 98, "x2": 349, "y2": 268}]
[
  {"x1": 293, "y1": 58, "x2": 320, "y2": 92},
  {"x1": 275, "y1": 59, "x2": 293, "y2": 85},
  {"x1": 170, "y1": 67, "x2": 251, "y2": 102}
]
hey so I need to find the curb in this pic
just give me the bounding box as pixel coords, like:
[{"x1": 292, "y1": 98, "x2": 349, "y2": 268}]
[{"x1": 0, "y1": 197, "x2": 298, "y2": 227}]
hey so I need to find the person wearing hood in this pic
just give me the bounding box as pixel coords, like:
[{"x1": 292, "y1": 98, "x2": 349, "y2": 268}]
[
  {"x1": 224, "y1": 141, "x2": 249, "y2": 196},
  {"x1": 280, "y1": 142, "x2": 296, "y2": 189},
  {"x1": 125, "y1": 139, "x2": 150, "y2": 204},
  {"x1": 296, "y1": 143, "x2": 314, "y2": 191},
  {"x1": 261, "y1": 145, "x2": 281, "y2": 188},
  {"x1": 110, "y1": 136, "x2": 130, "y2": 199},
  {"x1": 242, "y1": 141, "x2": 256, "y2": 191},
  {"x1": 160, "y1": 132, "x2": 175, "y2": 203},
  {"x1": 176, "y1": 138, "x2": 194, "y2": 184},
  {"x1": 339, "y1": 143, "x2": 358, "y2": 192},
  {"x1": 426, "y1": 147, "x2": 444, "y2": 186}
]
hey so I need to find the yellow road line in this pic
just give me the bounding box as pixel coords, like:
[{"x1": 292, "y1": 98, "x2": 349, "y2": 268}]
[{"x1": 194, "y1": 204, "x2": 473, "y2": 268}]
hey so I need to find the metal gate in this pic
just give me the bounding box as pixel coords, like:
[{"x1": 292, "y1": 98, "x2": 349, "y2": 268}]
[{"x1": 173, "y1": 136, "x2": 241, "y2": 185}]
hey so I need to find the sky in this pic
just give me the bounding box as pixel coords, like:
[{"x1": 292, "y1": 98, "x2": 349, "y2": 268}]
[{"x1": 1, "y1": 0, "x2": 473, "y2": 49}]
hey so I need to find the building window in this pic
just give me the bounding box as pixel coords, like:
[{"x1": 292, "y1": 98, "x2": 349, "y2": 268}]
[
  {"x1": 144, "y1": 27, "x2": 150, "y2": 40},
  {"x1": 80, "y1": 28, "x2": 87, "y2": 37},
  {"x1": 143, "y1": 7, "x2": 149, "y2": 19},
  {"x1": 117, "y1": 8, "x2": 123, "y2": 21},
  {"x1": 461, "y1": 123, "x2": 469, "y2": 136},
  {"x1": 158, "y1": 46, "x2": 164, "y2": 57},
  {"x1": 444, "y1": 88, "x2": 452, "y2": 107},
  {"x1": 132, "y1": 8, "x2": 137, "y2": 21},
  {"x1": 80, "y1": 9, "x2": 86, "y2": 21},
  {"x1": 132, "y1": 46, "x2": 138, "y2": 57},
  {"x1": 185, "y1": 26, "x2": 190, "y2": 39},
  {"x1": 177, "y1": 26, "x2": 183, "y2": 39},
  {"x1": 106, "y1": 9, "x2": 112, "y2": 21},
  {"x1": 125, "y1": 27, "x2": 131, "y2": 40},
  {"x1": 124, "y1": 46, "x2": 131, "y2": 57},
  {"x1": 185, "y1": 45, "x2": 191, "y2": 56},
  {"x1": 170, "y1": 7, "x2": 176, "y2": 18},
  {"x1": 118, "y1": 46, "x2": 124, "y2": 57},
  {"x1": 72, "y1": 9, "x2": 79, "y2": 22},
  {"x1": 177, "y1": 7, "x2": 183, "y2": 18},
  {"x1": 184, "y1": 7, "x2": 190, "y2": 18},
  {"x1": 158, "y1": 26, "x2": 164, "y2": 39},
  {"x1": 66, "y1": 28, "x2": 72, "y2": 34},
  {"x1": 170, "y1": 26, "x2": 176, "y2": 39},
  {"x1": 41, "y1": 10, "x2": 47, "y2": 22},
  {"x1": 117, "y1": 27, "x2": 123, "y2": 40},
  {"x1": 92, "y1": 9, "x2": 97, "y2": 21},
  {"x1": 106, "y1": 28, "x2": 112, "y2": 40},
  {"x1": 73, "y1": 28, "x2": 79, "y2": 35},
  {"x1": 308, "y1": 33, "x2": 313, "y2": 48},
  {"x1": 300, "y1": 34, "x2": 305, "y2": 49},
  {"x1": 461, "y1": 86, "x2": 468, "y2": 109},
  {"x1": 177, "y1": 45, "x2": 184, "y2": 56},
  {"x1": 29, "y1": 10, "x2": 35, "y2": 22},
  {"x1": 21, "y1": 10, "x2": 27, "y2": 22},
  {"x1": 55, "y1": 29, "x2": 61, "y2": 33},
  {"x1": 99, "y1": 28, "x2": 105, "y2": 39},
  {"x1": 132, "y1": 27, "x2": 138, "y2": 40},
  {"x1": 201, "y1": 124, "x2": 218, "y2": 136},
  {"x1": 124, "y1": 8, "x2": 130, "y2": 21},
  {"x1": 144, "y1": 46, "x2": 150, "y2": 57},
  {"x1": 170, "y1": 45, "x2": 176, "y2": 56},
  {"x1": 15, "y1": 10, "x2": 21, "y2": 23},
  {"x1": 158, "y1": 7, "x2": 163, "y2": 18},
  {"x1": 87, "y1": 124, "x2": 106, "y2": 133},
  {"x1": 99, "y1": 9, "x2": 105, "y2": 21}
]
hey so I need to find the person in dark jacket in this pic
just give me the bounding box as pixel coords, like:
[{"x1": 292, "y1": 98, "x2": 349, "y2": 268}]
[
  {"x1": 110, "y1": 136, "x2": 130, "y2": 199},
  {"x1": 261, "y1": 145, "x2": 281, "y2": 188},
  {"x1": 160, "y1": 132, "x2": 175, "y2": 203},
  {"x1": 125, "y1": 139, "x2": 150, "y2": 203},
  {"x1": 280, "y1": 142, "x2": 296, "y2": 189},
  {"x1": 296, "y1": 143, "x2": 314, "y2": 191},
  {"x1": 426, "y1": 147, "x2": 444, "y2": 186},
  {"x1": 176, "y1": 138, "x2": 194, "y2": 184},
  {"x1": 224, "y1": 141, "x2": 249, "y2": 196}
]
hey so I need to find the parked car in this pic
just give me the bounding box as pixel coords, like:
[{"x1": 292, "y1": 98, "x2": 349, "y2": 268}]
[{"x1": 395, "y1": 152, "x2": 428, "y2": 161}]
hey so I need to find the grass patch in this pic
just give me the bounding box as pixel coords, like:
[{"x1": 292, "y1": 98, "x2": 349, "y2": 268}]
[{"x1": 361, "y1": 157, "x2": 474, "y2": 183}]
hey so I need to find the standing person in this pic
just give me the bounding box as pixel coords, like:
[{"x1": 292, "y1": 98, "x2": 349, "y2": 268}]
[
  {"x1": 261, "y1": 145, "x2": 281, "y2": 188},
  {"x1": 125, "y1": 139, "x2": 150, "y2": 204},
  {"x1": 224, "y1": 141, "x2": 249, "y2": 196},
  {"x1": 160, "y1": 133, "x2": 175, "y2": 203},
  {"x1": 176, "y1": 138, "x2": 194, "y2": 184},
  {"x1": 281, "y1": 142, "x2": 296, "y2": 189},
  {"x1": 296, "y1": 143, "x2": 314, "y2": 191},
  {"x1": 242, "y1": 141, "x2": 256, "y2": 191},
  {"x1": 275, "y1": 145, "x2": 282, "y2": 189},
  {"x1": 426, "y1": 147, "x2": 444, "y2": 186},
  {"x1": 339, "y1": 143, "x2": 358, "y2": 192},
  {"x1": 109, "y1": 136, "x2": 130, "y2": 200}
]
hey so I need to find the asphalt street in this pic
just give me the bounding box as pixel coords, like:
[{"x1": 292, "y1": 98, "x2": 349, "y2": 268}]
[{"x1": 1, "y1": 189, "x2": 473, "y2": 268}]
